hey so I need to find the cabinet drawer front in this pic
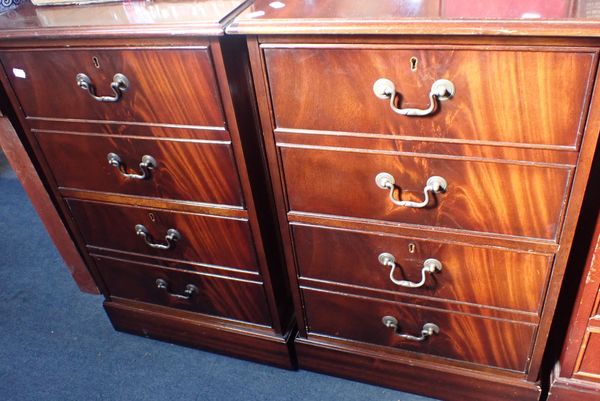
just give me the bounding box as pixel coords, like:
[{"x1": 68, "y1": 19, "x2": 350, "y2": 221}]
[
  {"x1": 265, "y1": 47, "x2": 594, "y2": 148},
  {"x1": 293, "y1": 225, "x2": 551, "y2": 313},
  {"x1": 95, "y1": 256, "x2": 271, "y2": 325},
  {"x1": 577, "y1": 331, "x2": 600, "y2": 380},
  {"x1": 303, "y1": 288, "x2": 535, "y2": 371},
  {"x1": 67, "y1": 200, "x2": 258, "y2": 271},
  {"x1": 281, "y1": 147, "x2": 570, "y2": 240},
  {"x1": 37, "y1": 132, "x2": 244, "y2": 206},
  {"x1": 1, "y1": 48, "x2": 224, "y2": 127}
]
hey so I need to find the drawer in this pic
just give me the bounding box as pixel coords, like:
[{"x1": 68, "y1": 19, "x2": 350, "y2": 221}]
[
  {"x1": 0, "y1": 48, "x2": 224, "y2": 126},
  {"x1": 293, "y1": 225, "x2": 552, "y2": 313},
  {"x1": 281, "y1": 147, "x2": 571, "y2": 240},
  {"x1": 264, "y1": 47, "x2": 595, "y2": 148},
  {"x1": 94, "y1": 255, "x2": 271, "y2": 326},
  {"x1": 577, "y1": 331, "x2": 600, "y2": 380},
  {"x1": 67, "y1": 199, "x2": 258, "y2": 271},
  {"x1": 36, "y1": 131, "x2": 244, "y2": 206},
  {"x1": 303, "y1": 288, "x2": 535, "y2": 371}
]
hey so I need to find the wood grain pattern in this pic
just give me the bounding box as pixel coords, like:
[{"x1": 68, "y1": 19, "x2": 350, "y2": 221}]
[
  {"x1": 35, "y1": 131, "x2": 244, "y2": 206},
  {"x1": 292, "y1": 224, "x2": 552, "y2": 314},
  {"x1": 302, "y1": 287, "x2": 536, "y2": 371},
  {"x1": 105, "y1": 298, "x2": 295, "y2": 369},
  {"x1": 264, "y1": 46, "x2": 594, "y2": 148},
  {"x1": 280, "y1": 146, "x2": 571, "y2": 240},
  {"x1": 0, "y1": 48, "x2": 225, "y2": 127},
  {"x1": 549, "y1": 363, "x2": 600, "y2": 401},
  {"x1": 296, "y1": 335, "x2": 541, "y2": 401},
  {"x1": 95, "y1": 254, "x2": 271, "y2": 325},
  {"x1": 67, "y1": 199, "x2": 259, "y2": 271}
]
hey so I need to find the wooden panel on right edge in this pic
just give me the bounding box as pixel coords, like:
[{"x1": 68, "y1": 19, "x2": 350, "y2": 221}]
[{"x1": 230, "y1": 0, "x2": 600, "y2": 399}]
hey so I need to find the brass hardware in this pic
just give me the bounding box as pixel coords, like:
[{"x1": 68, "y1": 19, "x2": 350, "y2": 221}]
[
  {"x1": 155, "y1": 278, "x2": 198, "y2": 300},
  {"x1": 76, "y1": 72, "x2": 129, "y2": 102},
  {"x1": 381, "y1": 316, "x2": 439, "y2": 342},
  {"x1": 378, "y1": 253, "x2": 442, "y2": 288},
  {"x1": 107, "y1": 152, "x2": 156, "y2": 180},
  {"x1": 408, "y1": 243, "x2": 416, "y2": 254},
  {"x1": 92, "y1": 57, "x2": 100, "y2": 69},
  {"x1": 373, "y1": 78, "x2": 455, "y2": 116},
  {"x1": 375, "y1": 173, "x2": 447, "y2": 208},
  {"x1": 135, "y1": 224, "x2": 180, "y2": 250},
  {"x1": 410, "y1": 57, "x2": 418, "y2": 72},
  {"x1": 148, "y1": 213, "x2": 156, "y2": 222}
]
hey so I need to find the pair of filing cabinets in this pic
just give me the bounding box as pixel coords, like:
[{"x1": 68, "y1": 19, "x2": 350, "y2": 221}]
[{"x1": 1, "y1": 1, "x2": 599, "y2": 400}]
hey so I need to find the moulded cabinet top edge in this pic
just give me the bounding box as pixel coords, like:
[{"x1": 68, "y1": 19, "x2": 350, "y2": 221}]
[
  {"x1": 0, "y1": 0, "x2": 253, "y2": 41},
  {"x1": 226, "y1": 0, "x2": 600, "y2": 37}
]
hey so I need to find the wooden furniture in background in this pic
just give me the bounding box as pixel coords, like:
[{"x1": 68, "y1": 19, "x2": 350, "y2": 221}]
[
  {"x1": 549, "y1": 212, "x2": 600, "y2": 400},
  {"x1": 228, "y1": 0, "x2": 600, "y2": 399},
  {"x1": 0, "y1": 0, "x2": 294, "y2": 368}
]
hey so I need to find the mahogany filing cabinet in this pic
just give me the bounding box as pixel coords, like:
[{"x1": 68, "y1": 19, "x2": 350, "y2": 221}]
[
  {"x1": 0, "y1": 0, "x2": 294, "y2": 369},
  {"x1": 227, "y1": 1, "x2": 600, "y2": 400}
]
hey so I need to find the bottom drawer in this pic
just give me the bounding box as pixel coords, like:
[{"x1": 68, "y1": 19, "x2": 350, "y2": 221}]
[
  {"x1": 302, "y1": 288, "x2": 535, "y2": 371},
  {"x1": 94, "y1": 255, "x2": 271, "y2": 326}
]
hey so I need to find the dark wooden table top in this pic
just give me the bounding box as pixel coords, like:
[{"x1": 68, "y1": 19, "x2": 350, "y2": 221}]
[
  {"x1": 0, "y1": 0, "x2": 251, "y2": 40},
  {"x1": 227, "y1": 0, "x2": 600, "y2": 36}
]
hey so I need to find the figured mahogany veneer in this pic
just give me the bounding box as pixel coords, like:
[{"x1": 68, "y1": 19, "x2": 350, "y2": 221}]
[
  {"x1": 302, "y1": 287, "x2": 536, "y2": 371},
  {"x1": 237, "y1": 1, "x2": 600, "y2": 396},
  {"x1": 67, "y1": 199, "x2": 259, "y2": 272},
  {"x1": 293, "y1": 224, "x2": 552, "y2": 314},
  {"x1": 281, "y1": 146, "x2": 571, "y2": 240},
  {"x1": 265, "y1": 47, "x2": 595, "y2": 148},
  {"x1": 94, "y1": 255, "x2": 271, "y2": 326},
  {"x1": 35, "y1": 131, "x2": 244, "y2": 206},
  {"x1": 0, "y1": 48, "x2": 225, "y2": 126}
]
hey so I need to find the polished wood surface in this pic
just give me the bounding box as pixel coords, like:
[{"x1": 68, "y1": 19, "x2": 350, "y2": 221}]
[
  {"x1": 95, "y1": 254, "x2": 270, "y2": 325},
  {"x1": 105, "y1": 298, "x2": 295, "y2": 369},
  {"x1": 302, "y1": 287, "x2": 536, "y2": 371},
  {"x1": 35, "y1": 131, "x2": 244, "y2": 206},
  {"x1": 292, "y1": 224, "x2": 552, "y2": 314},
  {"x1": 228, "y1": 0, "x2": 600, "y2": 36},
  {"x1": 67, "y1": 199, "x2": 259, "y2": 271},
  {"x1": 0, "y1": 48, "x2": 225, "y2": 126},
  {"x1": 0, "y1": 0, "x2": 250, "y2": 39},
  {"x1": 0, "y1": 116, "x2": 98, "y2": 293},
  {"x1": 296, "y1": 336, "x2": 541, "y2": 401},
  {"x1": 264, "y1": 47, "x2": 594, "y2": 148},
  {"x1": 281, "y1": 146, "x2": 571, "y2": 240}
]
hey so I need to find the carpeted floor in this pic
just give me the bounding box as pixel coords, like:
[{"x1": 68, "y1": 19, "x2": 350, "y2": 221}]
[{"x1": 0, "y1": 151, "x2": 438, "y2": 401}]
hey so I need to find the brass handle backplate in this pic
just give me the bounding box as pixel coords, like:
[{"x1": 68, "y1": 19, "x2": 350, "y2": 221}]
[
  {"x1": 155, "y1": 278, "x2": 198, "y2": 300},
  {"x1": 107, "y1": 152, "x2": 156, "y2": 180},
  {"x1": 375, "y1": 173, "x2": 447, "y2": 209},
  {"x1": 373, "y1": 78, "x2": 455, "y2": 116},
  {"x1": 378, "y1": 253, "x2": 442, "y2": 288},
  {"x1": 382, "y1": 316, "x2": 440, "y2": 342},
  {"x1": 76, "y1": 73, "x2": 129, "y2": 102},
  {"x1": 135, "y1": 224, "x2": 180, "y2": 250}
]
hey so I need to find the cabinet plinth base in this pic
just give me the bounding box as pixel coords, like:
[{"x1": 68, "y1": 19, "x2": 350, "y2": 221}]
[
  {"x1": 295, "y1": 335, "x2": 541, "y2": 401},
  {"x1": 104, "y1": 299, "x2": 296, "y2": 369}
]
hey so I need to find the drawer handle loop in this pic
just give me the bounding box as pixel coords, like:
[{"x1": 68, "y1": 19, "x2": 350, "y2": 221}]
[
  {"x1": 76, "y1": 73, "x2": 129, "y2": 102},
  {"x1": 378, "y1": 253, "x2": 443, "y2": 288},
  {"x1": 107, "y1": 153, "x2": 156, "y2": 180},
  {"x1": 135, "y1": 224, "x2": 181, "y2": 250},
  {"x1": 382, "y1": 316, "x2": 440, "y2": 342},
  {"x1": 155, "y1": 278, "x2": 198, "y2": 300},
  {"x1": 375, "y1": 173, "x2": 447, "y2": 208},
  {"x1": 373, "y1": 78, "x2": 455, "y2": 117}
]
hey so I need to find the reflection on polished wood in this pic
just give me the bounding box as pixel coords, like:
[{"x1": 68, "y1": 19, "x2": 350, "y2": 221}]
[{"x1": 228, "y1": 0, "x2": 600, "y2": 36}]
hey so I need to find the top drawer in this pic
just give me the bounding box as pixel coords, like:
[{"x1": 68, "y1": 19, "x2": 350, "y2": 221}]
[
  {"x1": 0, "y1": 48, "x2": 225, "y2": 127},
  {"x1": 264, "y1": 47, "x2": 595, "y2": 148}
]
